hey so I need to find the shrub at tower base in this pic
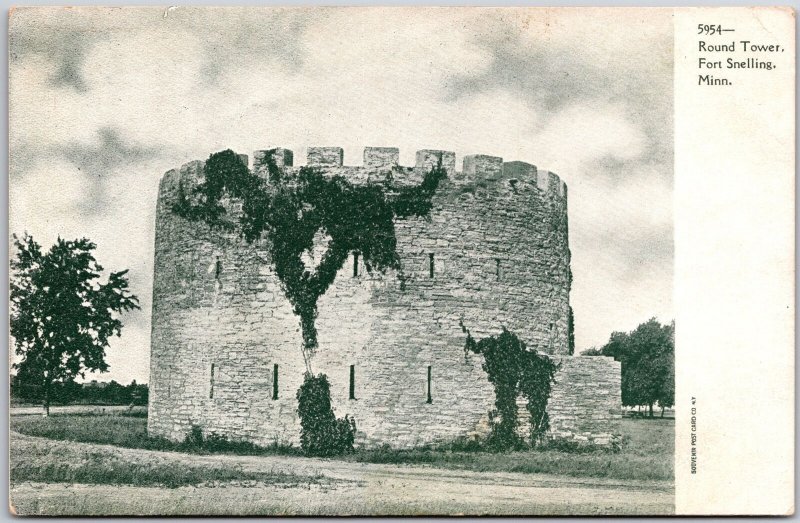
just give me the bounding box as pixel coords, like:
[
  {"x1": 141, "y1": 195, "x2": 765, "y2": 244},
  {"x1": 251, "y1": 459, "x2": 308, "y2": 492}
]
[
  {"x1": 462, "y1": 325, "x2": 559, "y2": 450},
  {"x1": 296, "y1": 373, "x2": 356, "y2": 456}
]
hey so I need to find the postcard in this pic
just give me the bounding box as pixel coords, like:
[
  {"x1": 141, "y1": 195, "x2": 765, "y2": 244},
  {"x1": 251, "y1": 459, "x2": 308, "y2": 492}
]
[{"x1": 8, "y1": 6, "x2": 794, "y2": 516}]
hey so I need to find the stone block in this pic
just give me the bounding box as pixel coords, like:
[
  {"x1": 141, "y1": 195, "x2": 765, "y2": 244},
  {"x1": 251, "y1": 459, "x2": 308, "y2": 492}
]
[
  {"x1": 364, "y1": 147, "x2": 399, "y2": 168},
  {"x1": 463, "y1": 154, "x2": 503, "y2": 178},
  {"x1": 254, "y1": 148, "x2": 294, "y2": 168},
  {"x1": 415, "y1": 149, "x2": 456, "y2": 173},
  {"x1": 307, "y1": 147, "x2": 344, "y2": 166},
  {"x1": 503, "y1": 161, "x2": 537, "y2": 179}
]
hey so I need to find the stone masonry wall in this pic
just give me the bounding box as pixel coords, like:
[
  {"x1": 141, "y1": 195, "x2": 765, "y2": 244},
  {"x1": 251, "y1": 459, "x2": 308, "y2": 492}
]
[
  {"x1": 548, "y1": 356, "x2": 622, "y2": 445},
  {"x1": 147, "y1": 146, "x2": 620, "y2": 448}
]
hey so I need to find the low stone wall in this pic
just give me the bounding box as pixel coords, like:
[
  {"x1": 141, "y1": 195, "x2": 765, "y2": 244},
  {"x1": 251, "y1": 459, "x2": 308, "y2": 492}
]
[{"x1": 547, "y1": 355, "x2": 622, "y2": 445}]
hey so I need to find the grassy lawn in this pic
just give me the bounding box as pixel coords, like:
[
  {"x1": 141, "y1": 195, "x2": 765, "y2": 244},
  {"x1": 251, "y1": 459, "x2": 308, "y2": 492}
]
[
  {"x1": 10, "y1": 412, "x2": 299, "y2": 456},
  {"x1": 11, "y1": 413, "x2": 673, "y2": 482},
  {"x1": 10, "y1": 434, "x2": 324, "y2": 489},
  {"x1": 344, "y1": 418, "x2": 673, "y2": 481},
  {"x1": 12, "y1": 412, "x2": 167, "y2": 451}
]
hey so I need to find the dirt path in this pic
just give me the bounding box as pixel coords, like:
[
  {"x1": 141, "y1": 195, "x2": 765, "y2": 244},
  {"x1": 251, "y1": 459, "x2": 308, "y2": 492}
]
[{"x1": 10, "y1": 432, "x2": 674, "y2": 516}]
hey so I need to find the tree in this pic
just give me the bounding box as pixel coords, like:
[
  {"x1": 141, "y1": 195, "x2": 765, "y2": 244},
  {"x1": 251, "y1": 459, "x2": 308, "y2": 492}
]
[
  {"x1": 599, "y1": 318, "x2": 674, "y2": 417},
  {"x1": 658, "y1": 353, "x2": 675, "y2": 417},
  {"x1": 10, "y1": 234, "x2": 140, "y2": 415}
]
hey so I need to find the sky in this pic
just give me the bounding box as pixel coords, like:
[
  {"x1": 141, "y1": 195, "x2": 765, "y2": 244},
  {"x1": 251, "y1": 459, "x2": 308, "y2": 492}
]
[{"x1": 9, "y1": 7, "x2": 674, "y2": 384}]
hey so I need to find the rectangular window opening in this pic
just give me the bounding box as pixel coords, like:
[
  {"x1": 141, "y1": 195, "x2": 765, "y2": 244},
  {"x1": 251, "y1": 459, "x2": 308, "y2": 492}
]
[
  {"x1": 349, "y1": 364, "x2": 356, "y2": 400},
  {"x1": 495, "y1": 258, "x2": 501, "y2": 280},
  {"x1": 215, "y1": 257, "x2": 222, "y2": 279},
  {"x1": 209, "y1": 363, "x2": 215, "y2": 399},
  {"x1": 353, "y1": 253, "x2": 359, "y2": 277},
  {"x1": 429, "y1": 253, "x2": 435, "y2": 278},
  {"x1": 426, "y1": 365, "x2": 433, "y2": 404},
  {"x1": 272, "y1": 364, "x2": 279, "y2": 400}
]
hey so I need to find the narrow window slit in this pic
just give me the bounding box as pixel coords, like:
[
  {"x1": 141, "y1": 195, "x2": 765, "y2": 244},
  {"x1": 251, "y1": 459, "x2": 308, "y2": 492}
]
[
  {"x1": 272, "y1": 364, "x2": 279, "y2": 400},
  {"x1": 215, "y1": 257, "x2": 222, "y2": 279},
  {"x1": 349, "y1": 365, "x2": 356, "y2": 400},
  {"x1": 495, "y1": 258, "x2": 501, "y2": 280},
  {"x1": 426, "y1": 365, "x2": 433, "y2": 404},
  {"x1": 353, "y1": 253, "x2": 359, "y2": 277},
  {"x1": 209, "y1": 363, "x2": 215, "y2": 399},
  {"x1": 429, "y1": 253, "x2": 435, "y2": 278}
]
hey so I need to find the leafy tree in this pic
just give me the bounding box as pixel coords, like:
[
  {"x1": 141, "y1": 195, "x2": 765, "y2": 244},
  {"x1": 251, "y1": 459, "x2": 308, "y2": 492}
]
[
  {"x1": 658, "y1": 356, "x2": 675, "y2": 417},
  {"x1": 599, "y1": 318, "x2": 674, "y2": 417},
  {"x1": 10, "y1": 234, "x2": 140, "y2": 415},
  {"x1": 127, "y1": 380, "x2": 149, "y2": 406},
  {"x1": 581, "y1": 346, "x2": 603, "y2": 356}
]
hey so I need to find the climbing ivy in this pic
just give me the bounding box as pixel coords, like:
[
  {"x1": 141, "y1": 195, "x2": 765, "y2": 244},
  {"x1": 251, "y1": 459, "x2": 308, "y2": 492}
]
[
  {"x1": 461, "y1": 324, "x2": 559, "y2": 449},
  {"x1": 172, "y1": 149, "x2": 447, "y2": 372}
]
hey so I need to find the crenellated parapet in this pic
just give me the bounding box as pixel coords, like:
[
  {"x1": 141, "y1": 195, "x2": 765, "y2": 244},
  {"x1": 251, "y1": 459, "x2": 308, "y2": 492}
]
[{"x1": 159, "y1": 146, "x2": 567, "y2": 203}]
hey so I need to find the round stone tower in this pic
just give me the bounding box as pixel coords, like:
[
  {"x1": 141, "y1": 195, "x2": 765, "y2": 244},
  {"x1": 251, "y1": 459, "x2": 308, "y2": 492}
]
[{"x1": 147, "y1": 147, "x2": 620, "y2": 448}]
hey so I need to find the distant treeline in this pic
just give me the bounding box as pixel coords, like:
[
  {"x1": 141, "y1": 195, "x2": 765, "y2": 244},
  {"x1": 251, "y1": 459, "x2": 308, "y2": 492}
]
[
  {"x1": 582, "y1": 318, "x2": 674, "y2": 418},
  {"x1": 10, "y1": 375, "x2": 148, "y2": 406}
]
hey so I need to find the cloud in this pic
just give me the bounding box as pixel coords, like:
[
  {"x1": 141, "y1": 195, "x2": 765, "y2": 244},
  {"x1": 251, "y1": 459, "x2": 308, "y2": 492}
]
[
  {"x1": 445, "y1": 10, "x2": 673, "y2": 175},
  {"x1": 11, "y1": 128, "x2": 163, "y2": 221},
  {"x1": 59, "y1": 127, "x2": 163, "y2": 178},
  {"x1": 194, "y1": 10, "x2": 311, "y2": 84},
  {"x1": 10, "y1": 25, "x2": 90, "y2": 92}
]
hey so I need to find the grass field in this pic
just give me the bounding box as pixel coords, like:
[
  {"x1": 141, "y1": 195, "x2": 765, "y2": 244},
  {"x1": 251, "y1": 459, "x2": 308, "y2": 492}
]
[
  {"x1": 11, "y1": 436, "x2": 323, "y2": 489},
  {"x1": 10, "y1": 416, "x2": 326, "y2": 489},
  {"x1": 11, "y1": 411, "x2": 299, "y2": 456},
  {"x1": 11, "y1": 412, "x2": 673, "y2": 482},
  {"x1": 345, "y1": 418, "x2": 674, "y2": 481}
]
